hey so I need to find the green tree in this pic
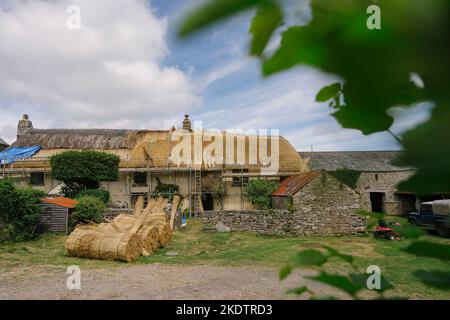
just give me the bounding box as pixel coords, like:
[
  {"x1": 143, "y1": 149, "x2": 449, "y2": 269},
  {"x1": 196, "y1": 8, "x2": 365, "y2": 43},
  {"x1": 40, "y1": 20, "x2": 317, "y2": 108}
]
[
  {"x1": 243, "y1": 179, "x2": 279, "y2": 209},
  {"x1": 50, "y1": 151, "x2": 119, "y2": 198}
]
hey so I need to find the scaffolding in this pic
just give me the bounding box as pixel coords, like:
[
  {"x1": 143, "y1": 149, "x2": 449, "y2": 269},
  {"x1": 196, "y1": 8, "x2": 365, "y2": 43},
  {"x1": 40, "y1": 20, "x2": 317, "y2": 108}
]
[{"x1": 2, "y1": 154, "x2": 294, "y2": 215}]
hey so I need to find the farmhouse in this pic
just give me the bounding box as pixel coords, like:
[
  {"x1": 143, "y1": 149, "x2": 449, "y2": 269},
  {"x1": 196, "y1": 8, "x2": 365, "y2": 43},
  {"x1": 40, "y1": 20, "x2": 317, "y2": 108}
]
[{"x1": 1, "y1": 115, "x2": 307, "y2": 213}]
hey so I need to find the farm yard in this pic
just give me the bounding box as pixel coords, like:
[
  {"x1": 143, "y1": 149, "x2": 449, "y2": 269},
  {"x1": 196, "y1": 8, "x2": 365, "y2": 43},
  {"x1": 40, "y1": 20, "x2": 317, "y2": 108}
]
[{"x1": 1, "y1": 219, "x2": 449, "y2": 300}]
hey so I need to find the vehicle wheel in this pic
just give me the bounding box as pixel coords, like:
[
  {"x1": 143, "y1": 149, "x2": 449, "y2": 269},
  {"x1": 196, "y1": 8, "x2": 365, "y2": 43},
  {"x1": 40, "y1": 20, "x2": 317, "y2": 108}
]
[
  {"x1": 385, "y1": 232, "x2": 395, "y2": 240},
  {"x1": 408, "y1": 219, "x2": 417, "y2": 225},
  {"x1": 436, "y1": 224, "x2": 450, "y2": 238}
]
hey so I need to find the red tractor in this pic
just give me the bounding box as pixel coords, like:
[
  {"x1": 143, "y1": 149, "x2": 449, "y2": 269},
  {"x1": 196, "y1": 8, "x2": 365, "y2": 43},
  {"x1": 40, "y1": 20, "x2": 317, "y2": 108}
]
[{"x1": 373, "y1": 220, "x2": 401, "y2": 240}]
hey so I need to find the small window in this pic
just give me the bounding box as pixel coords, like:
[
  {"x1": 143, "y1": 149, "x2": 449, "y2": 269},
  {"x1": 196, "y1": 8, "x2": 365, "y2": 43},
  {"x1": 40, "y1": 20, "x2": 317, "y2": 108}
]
[
  {"x1": 375, "y1": 174, "x2": 379, "y2": 181},
  {"x1": 232, "y1": 169, "x2": 249, "y2": 187},
  {"x1": 420, "y1": 204, "x2": 433, "y2": 215},
  {"x1": 30, "y1": 172, "x2": 44, "y2": 186},
  {"x1": 133, "y1": 172, "x2": 147, "y2": 186}
]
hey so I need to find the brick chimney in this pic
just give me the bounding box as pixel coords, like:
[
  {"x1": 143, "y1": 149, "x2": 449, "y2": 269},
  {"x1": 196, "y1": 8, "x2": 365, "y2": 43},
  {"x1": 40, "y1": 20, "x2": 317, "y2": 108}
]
[
  {"x1": 17, "y1": 114, "x2": 33, "y2": 138},
  {"x1": 182, "y1": 114, "x2": 192, "y2": 131}
]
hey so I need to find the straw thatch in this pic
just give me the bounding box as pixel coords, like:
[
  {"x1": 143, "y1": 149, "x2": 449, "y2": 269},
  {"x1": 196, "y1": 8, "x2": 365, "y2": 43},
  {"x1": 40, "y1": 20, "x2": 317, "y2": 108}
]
[
  {"x1": 65, "y1": 227, "x2": 142, "y2": 262},
  {"x1": 12, "y1": 128, "x2": 307, "y2": 174},
  {"x1": 65, "y1": 196, "x2": 178, "y2": 262},
  {"x1": 13, "y1": 129, "x2": 140, "y2": 150}
]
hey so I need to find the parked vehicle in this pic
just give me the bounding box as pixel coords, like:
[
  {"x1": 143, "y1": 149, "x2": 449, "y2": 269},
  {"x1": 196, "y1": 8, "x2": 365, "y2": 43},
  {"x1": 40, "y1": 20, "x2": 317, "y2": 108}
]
[
  {"x1": 408, "y1": 200, "x2": 450, "y2": 238},
  {"x1": 373, "y1": 219, "x2": 401, "y2": 240}
]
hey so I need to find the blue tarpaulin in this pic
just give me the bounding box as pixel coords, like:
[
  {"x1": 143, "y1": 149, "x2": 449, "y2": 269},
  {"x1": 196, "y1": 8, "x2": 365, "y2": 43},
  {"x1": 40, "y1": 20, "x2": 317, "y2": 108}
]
[{"x1": 0, "y1": 146, "x2": 41, "y2": 165}]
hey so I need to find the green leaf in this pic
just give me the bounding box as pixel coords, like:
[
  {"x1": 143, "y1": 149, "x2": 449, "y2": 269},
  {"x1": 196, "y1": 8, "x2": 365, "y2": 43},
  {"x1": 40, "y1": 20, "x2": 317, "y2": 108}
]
[
  {"x1": 286, "y1": 286, "x2": 308, "y2": 295},
  {"x1": 178, "y1": 0, "x2": 264, "y2": 36},
  {"x1": 315, "y1": 83, "x2": 342, "y2": 102},
  {"x1": 291, "y1": 249, "x2": 328, "y2": 267},
  {"x1": 307, "y1": 272, "x2": 361, "y2": 296},
  {"x1": 403, "y1": 241, "x2": 450, "y2": 261},
  {"x1": 414, "y1": 270, "x2": 450, "y2": 291},
  {"x1": 396, "y1": 107, "x2": 450, "y2": 195},
  {"x1": 310, "y1": 295, "x2": 339, "y2": 300},
  {"x1": 322, "y1": 245, "x2": 354, "y2": 264},
  {"x1": 350, "y1": 273, "x2": 394, "y2": 293},
  {"x1": 279, "y1": 265, "x2": 292, "y2": 280},
  {"x1": 249, "y1": 1, "x2": 282, "y2": 56}
]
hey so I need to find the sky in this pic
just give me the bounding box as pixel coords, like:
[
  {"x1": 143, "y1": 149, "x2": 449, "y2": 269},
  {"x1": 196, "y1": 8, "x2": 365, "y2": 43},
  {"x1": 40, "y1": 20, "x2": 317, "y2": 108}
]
[{"x1": 0, "y1": 0, "x2": 431, "y2": 151}]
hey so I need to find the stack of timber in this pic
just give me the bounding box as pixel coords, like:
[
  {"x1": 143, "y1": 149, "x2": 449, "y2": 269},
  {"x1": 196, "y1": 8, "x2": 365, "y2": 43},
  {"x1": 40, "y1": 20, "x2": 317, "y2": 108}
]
[{"x1": 65, "y1": 195, "x2": 180, "y2": 261}]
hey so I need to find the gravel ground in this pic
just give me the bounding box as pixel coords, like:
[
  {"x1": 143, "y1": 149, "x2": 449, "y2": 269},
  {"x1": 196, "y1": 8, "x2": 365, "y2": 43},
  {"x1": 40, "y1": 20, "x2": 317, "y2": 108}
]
[{"x1": 0, "y1": 264, "x2": 344, "y2": 300}]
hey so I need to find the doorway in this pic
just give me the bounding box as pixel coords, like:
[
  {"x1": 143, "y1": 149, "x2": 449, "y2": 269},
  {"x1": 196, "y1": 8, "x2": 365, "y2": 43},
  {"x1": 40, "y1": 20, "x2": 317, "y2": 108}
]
[
  {"x1": 370, "y1": 192, "x2": 385, "y2": 213},
  {"x1": 201, "y1": 193, "x2": 214, "y2": 211}
]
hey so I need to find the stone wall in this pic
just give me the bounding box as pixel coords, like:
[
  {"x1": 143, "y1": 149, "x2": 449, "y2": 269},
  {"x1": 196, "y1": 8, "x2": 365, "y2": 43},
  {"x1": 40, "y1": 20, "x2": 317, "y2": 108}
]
[
  {"x1": 356, "y1": 171, "x2": 414, "y2": 215},
  {"x1": 204, "y1": 172, "x2": 366, "y2": 236}
]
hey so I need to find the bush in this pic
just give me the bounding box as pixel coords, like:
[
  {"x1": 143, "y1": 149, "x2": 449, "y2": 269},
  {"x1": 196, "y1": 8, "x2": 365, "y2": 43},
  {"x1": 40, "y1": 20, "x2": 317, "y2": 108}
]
[
  {"x1": 69, "y1": 196, "x2": 105, "y2": 230},
  {"x1": 77, "y1": 189, "x2": 110, "y2": 204},
  {"x1": 0, "y1": 180, "x2": 45, "y2": 243},
  {"x1": 50, "y1": 150, "x2": 120, "y2": 189},
  {"x1": 243, "y1": 179, "x2": 279, "y2": 210}
]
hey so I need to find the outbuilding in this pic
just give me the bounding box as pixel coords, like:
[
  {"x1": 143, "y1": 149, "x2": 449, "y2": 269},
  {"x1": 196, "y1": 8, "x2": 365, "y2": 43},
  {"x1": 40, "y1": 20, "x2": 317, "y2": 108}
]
[{"x1": 38, "y1": 197, "x2": 78, "y2": 233}]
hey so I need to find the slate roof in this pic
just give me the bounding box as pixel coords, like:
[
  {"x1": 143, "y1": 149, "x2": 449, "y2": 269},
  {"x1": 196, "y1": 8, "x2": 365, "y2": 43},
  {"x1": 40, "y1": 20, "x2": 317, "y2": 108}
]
[
  {"x1": 272, "y1": 171, "x2": 321, "y2": 197},
  {"x1": 299, "y1": 151, "x2": 412, "y2": 172}
]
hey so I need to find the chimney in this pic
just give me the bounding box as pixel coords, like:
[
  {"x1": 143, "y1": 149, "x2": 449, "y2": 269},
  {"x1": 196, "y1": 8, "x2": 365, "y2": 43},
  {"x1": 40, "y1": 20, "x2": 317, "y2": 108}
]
[
  {"x1": 17, "y1": 114, "x2": 33, "y2": 138},
  {"x1": 182, "y1": 114, "x2": 192, "y2": 131}
]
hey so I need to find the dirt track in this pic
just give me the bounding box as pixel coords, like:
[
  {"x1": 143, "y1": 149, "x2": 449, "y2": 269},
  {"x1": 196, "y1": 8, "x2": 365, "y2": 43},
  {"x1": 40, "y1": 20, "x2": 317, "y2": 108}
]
[{"x1": 0, "y1": 264, "x2": 343, "y2": 300}]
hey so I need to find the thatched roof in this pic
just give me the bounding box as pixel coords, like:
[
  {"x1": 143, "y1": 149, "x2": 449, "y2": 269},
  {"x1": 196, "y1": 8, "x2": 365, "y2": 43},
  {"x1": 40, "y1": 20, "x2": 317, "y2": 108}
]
[
  {"x1": 0, "y1": 138, "x2": 8, "y2": 146},
  {"x1": 299, "y1": 151, "x2": 411, "y2": 172},
  {"x1": 10, "y1": 128, "x2": 306, "y2": 174},
  {"x1": 12, "y1": 129, "x2": 148, "y2": 150}
]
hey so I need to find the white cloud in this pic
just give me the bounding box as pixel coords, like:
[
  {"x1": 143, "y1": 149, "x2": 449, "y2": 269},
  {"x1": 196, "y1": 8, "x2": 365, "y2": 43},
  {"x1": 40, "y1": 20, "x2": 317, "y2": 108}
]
[{"x1": 0, "y1": 0, "x2": 200, "y2": 143}]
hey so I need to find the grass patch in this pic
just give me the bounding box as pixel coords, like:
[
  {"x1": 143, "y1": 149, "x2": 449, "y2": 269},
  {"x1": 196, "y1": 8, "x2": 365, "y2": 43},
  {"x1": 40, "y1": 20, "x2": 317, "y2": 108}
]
[{"x1": 1, "y1": 218, "x2": 449, "y2": 299}]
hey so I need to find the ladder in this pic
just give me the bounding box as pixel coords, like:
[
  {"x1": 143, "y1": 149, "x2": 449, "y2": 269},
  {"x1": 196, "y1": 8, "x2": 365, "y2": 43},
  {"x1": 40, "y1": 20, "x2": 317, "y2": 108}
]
[{"x1": 193, "y1": 170, "x2": 202, "y2": 216}]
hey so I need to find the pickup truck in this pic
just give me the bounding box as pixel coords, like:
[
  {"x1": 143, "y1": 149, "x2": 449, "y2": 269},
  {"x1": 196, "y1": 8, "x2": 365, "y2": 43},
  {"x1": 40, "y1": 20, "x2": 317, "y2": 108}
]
[{"x1": 408, "y1": 200, "x2": 450, "y2": 238}]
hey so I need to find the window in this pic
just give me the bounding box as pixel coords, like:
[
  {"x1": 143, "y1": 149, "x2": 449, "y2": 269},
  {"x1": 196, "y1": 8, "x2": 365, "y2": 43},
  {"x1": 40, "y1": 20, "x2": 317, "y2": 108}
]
[
  {"x1": 232, "y1": 169, "x2": 249, "y2": 187},
  {"x1": 420, "y1": 204, "x2": 433, "y2": 215},
  {"x1": 30, "y1": 172, "x2": 45, "y2": 186},
  {"x1": 133, "y1": 172, "x2": 147, "y2": 186}
]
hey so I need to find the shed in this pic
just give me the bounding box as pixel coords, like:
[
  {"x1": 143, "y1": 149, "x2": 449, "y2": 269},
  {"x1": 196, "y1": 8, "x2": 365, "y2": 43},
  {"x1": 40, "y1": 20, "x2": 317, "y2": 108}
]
[
  {"x1": 272, "y1": 172, "x2": 320, "y2": 209},
  {"x1": 38, "y1": 197, "x2": 78, "y2": 233}
]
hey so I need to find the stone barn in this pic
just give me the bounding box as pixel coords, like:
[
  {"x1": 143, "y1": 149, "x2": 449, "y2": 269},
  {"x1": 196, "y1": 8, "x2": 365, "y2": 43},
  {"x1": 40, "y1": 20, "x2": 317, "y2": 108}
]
[
  {"x1": 204, "y1": 171, "x2": 365, "y2": 237},
  {"x1": 299, "y1": 151, "x2": 416, "y2": 215},
  {"x1": 273, "y1": 171, "x2": 365, "y2": 235}
]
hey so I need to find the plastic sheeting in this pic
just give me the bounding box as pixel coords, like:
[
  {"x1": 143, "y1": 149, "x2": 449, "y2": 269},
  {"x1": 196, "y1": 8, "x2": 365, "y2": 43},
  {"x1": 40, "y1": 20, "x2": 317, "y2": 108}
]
[{"x1": 0, "y1": 146, "x2": 41, "y2": 165}]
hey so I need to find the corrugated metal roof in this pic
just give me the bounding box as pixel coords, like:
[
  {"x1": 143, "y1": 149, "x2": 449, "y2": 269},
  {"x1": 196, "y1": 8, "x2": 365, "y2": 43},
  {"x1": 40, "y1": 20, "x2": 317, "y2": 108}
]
[
  {"x1": 272, "y1": 171, "x2": 321, "y2": 196},
  {"x1": 41, "y1": 197, "x2": 78, "y2": 209}
]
